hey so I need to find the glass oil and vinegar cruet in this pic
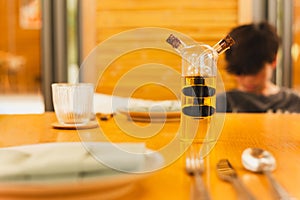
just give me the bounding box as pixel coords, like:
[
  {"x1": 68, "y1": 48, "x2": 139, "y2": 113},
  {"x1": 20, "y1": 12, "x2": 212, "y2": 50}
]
[{"x1": 166, "y1": 34, "x2": 235, "y2": 154}]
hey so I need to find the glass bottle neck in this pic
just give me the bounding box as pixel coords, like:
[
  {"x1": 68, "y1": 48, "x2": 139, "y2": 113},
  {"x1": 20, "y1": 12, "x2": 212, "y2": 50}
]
[
  {"x1": 166, "y1": 34, "x2": 187, "y2": 53},
  {"x1": 212, "y1": 35, "x2": 235, "y2": 54}
]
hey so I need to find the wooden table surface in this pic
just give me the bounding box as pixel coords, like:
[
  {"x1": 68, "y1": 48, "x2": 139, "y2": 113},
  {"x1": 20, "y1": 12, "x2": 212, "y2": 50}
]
[{"x1": 0, "y1": 112, "x2": 299, "y2": 200}]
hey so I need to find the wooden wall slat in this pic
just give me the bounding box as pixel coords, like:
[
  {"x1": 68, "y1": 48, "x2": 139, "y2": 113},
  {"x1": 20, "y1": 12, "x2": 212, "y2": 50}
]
[{"x1": 92, "y1": 0, "x2": 239, "y2": 99}]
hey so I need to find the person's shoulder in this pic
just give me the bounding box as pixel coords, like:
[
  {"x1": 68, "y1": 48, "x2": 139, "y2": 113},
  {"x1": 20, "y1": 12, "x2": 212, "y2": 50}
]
[
  {"x1": 222, "y1": 89, "x2": 251, "y2": 98},
  {"x1": 277, "y1": 87, "x2": 300, "y2": 113},
  {"x1": 217, "y1": 89, "x2": 239, "y2": 95},
  {"x1": 217, "y1": 89, "x2": 249, "y2": 100},
  {"x1": 279, "y1": 87, "x2": 300, "y2": 99}
]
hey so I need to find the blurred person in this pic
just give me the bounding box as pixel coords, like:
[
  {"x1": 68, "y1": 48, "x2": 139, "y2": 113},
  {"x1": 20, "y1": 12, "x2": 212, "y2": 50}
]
[{"x1": 216, "y1": 22, "x2": 300, "y2": 113}]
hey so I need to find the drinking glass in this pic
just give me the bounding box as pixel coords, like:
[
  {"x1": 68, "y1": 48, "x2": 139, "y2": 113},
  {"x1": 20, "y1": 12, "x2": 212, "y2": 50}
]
[{"x1": 52, "y1": 83, "x2": 94, "y2": 125}]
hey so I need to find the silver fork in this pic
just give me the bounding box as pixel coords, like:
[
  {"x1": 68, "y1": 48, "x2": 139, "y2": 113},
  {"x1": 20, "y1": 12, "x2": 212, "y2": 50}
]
[
  {"x1": 216, "y1": 159, "x2": 256, "y2": 200},
  {"x1": 185, "y1": 146, "x2": 211, "y2": 200}
]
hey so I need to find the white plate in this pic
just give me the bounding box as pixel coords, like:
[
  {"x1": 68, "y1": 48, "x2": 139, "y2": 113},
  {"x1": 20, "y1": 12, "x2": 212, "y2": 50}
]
[
  {"x1": 0, "y1": 149, "x2": 163, "y2": 199},
  {"x1": 117, "y1": 107, "x2": 181, "y2": 122}
]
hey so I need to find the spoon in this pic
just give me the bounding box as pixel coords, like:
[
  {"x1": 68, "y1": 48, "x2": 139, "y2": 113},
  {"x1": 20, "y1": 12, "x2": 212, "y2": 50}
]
[{"x1": 241, "y1": 147, "x2": 295, "y2": 200}]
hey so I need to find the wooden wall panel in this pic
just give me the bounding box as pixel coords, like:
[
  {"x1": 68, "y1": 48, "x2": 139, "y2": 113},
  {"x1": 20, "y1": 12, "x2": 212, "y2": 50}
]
[
  {"x1": 95, "y1": 0, "x2": 237, "y2": 44},
  {"x1": 90, "y1": 0, "x2": 239, "y2": 99},
  {"x1": 0, "y1": 0, "x2": 41, "y2": 93}
]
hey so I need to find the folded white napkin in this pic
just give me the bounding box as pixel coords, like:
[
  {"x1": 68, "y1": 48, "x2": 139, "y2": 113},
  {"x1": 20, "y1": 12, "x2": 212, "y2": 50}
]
[
  {"x1": 93, "y1": 93, "x2": 180, "y2": 114},
  {"x1": 0, "y1": 142, "x2": 146, "y2": 180},
  {"x1": 93, "y1": 93, "x2": 127, "y2": 114}
]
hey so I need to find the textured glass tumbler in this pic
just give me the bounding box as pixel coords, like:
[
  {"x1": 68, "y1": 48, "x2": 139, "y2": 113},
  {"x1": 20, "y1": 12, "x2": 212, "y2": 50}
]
[{"x1": 52, "y1": 83, "x2": 94, "y2": 125}]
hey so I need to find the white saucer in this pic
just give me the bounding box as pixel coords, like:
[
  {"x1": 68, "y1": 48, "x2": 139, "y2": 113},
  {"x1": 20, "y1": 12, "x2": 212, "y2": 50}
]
[{"x1": 51, "y1": 121, "x2": 98, "y2": 130}]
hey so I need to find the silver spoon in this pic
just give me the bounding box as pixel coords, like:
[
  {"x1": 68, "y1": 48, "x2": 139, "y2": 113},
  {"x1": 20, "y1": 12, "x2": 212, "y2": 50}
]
[{"x1": 241, "y1": 147, "x2": 295, "y2": 200}]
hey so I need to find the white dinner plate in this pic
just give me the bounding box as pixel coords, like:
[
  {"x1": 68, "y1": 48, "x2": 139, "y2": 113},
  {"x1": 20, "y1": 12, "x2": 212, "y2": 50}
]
[
  {"x1": 0, "y1": 149, "x2": 164, "y2": 199},
  {"x1": 117, "y1": 107, "x2": 181, "y2": 122}
]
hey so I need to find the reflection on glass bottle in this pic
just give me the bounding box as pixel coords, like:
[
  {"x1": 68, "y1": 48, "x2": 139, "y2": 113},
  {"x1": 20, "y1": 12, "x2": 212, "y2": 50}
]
[{"x1": 166, "y1": 34, "x2": 234, "y2": 144}]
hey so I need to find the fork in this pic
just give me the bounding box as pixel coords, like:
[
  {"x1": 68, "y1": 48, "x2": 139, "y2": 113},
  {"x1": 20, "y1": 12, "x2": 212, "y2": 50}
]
[
  {"x1": 216, "y1": 159, "x2": 256, "y2": 200},
  {"x1": 185, "y1": 146, "x2": 211, "y2": 200}
]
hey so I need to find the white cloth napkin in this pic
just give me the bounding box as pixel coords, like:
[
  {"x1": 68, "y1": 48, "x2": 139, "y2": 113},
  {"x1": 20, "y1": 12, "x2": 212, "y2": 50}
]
[
  {"x1": 0, "y1": 142, "x2": 146, "y2": 180},
  {"x1": 93, "y1": 93, "x2": 180, "y2": 114}
]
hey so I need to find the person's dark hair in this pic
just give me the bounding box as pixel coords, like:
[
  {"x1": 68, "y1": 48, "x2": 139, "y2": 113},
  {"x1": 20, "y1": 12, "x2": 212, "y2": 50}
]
[{"x1": 225, "y1": 22, "x2": 280, "y2": 75}]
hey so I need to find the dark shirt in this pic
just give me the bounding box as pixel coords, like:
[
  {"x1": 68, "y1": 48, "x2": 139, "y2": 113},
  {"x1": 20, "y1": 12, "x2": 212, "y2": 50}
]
[{"x1": 216, "y1": 88, "x2": 300, "y2": 113}]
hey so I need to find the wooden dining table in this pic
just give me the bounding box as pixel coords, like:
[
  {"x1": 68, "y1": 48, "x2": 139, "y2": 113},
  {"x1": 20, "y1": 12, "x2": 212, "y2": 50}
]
[{"x1": 0, "y1": 112, "x2": 299, "y2": 200}]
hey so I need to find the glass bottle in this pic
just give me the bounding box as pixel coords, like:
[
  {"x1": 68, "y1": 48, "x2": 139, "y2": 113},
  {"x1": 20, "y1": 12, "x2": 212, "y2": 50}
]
[{"x1": 166, "y1": 34, "x2": 234, "y2": 157}]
